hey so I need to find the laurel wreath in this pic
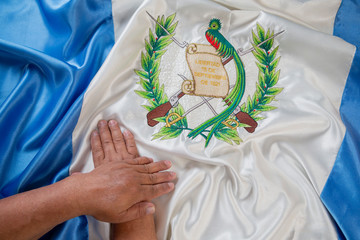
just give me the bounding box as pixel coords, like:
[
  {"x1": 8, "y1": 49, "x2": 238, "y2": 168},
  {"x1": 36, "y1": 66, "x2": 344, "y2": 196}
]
[
  {"x1": 134, "y1": 14, "x2": 190, "y2": 141},
  {"x1": 135, "y1": 15, "x2": 282, "y2": 145},
  {"x1": 240, "y1": 24, "x2": 283, "y2": 120}
]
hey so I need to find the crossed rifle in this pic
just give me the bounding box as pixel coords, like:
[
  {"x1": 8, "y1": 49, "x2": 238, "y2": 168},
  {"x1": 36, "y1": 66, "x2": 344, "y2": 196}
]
[{"x1": 146, "y1": 12, "x2": 284, "y2": 133}]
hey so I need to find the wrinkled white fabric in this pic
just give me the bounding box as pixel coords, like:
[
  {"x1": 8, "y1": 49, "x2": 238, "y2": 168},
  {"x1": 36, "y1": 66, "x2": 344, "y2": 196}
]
[{"x1": 72, "y1": 0, "x2": 355, "y2": 239}]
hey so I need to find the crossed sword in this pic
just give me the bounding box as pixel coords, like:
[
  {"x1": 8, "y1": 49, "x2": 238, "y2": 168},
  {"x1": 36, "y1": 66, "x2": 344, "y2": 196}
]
[{"x1": 146, "y1": 11, "x2": 284, "y2": 133}]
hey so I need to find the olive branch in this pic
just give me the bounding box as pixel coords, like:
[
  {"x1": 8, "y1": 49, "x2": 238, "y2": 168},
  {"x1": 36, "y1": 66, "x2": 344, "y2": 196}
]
[{"x1": 240, "y1": 24, "x2": 283, "y2": 121}]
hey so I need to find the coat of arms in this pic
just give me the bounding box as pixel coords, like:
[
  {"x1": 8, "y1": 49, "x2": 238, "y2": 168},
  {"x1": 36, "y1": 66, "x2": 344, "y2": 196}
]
[{"x1": 135, "y1": 13, "x2": 283, "y2": 147}]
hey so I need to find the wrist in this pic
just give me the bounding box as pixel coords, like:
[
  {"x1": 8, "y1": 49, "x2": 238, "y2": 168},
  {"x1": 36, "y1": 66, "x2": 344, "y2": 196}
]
[{"x1": 61, "y1": 173, "x2": 89, "y2": 217}]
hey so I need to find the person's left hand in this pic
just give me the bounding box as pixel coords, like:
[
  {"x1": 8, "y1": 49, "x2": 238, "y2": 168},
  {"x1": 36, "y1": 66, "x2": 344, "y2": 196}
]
[{"x1": 91, "y1": 120, "x2": 141, "y2": 167}]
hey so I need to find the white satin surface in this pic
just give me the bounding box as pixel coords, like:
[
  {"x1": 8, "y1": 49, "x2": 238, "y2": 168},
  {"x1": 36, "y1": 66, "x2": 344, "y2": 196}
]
[{"x1": 71, "y1": 1, "x2": 355, "y2": 239}]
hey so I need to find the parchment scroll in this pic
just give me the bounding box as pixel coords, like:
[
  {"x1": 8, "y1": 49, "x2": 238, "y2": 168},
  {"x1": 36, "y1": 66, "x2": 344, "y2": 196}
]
[{"x1": 183, "y1": 43, "x2": 229, "y2": 98}]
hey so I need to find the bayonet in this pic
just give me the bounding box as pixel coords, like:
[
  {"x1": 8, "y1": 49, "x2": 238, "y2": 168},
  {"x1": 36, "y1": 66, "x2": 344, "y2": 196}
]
[
  {"x1": 222, "y1": 30, "x2": 285, "y2": 64},
  {"x1": 146, "y1": 11, "x2": 189, "y2": 48},
  {"x1": 238, "y1": 30, "x2": 285, "y2": 56}
]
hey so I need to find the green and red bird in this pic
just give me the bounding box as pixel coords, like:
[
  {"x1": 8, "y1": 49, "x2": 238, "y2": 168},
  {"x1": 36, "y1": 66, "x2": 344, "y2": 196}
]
[{"x1": 188, "y1": 18, "x2": 246, "y2": 147}]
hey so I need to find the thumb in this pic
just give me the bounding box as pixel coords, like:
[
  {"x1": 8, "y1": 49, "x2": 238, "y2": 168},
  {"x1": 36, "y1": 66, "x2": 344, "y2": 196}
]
[{"x1": 116, "y1": 202, "x2": 155, "y2": 223}]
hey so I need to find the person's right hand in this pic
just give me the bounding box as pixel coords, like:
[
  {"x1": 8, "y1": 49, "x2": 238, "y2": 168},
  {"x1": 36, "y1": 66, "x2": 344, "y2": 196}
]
[
  {"x1": 72, "y1": 158, "x2": 175, "y2": 223},
  {"x1": 71, "y1": 120, "x2": 176, "y2": 223}
]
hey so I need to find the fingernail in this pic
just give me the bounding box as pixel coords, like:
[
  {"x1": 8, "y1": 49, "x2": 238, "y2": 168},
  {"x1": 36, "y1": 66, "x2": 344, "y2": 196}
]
[
  {"x1": 170, "y1": 171, "x2": 176, "y2": 177},
  {"x1": 146, "y1": 206, "x2": 155, "y2": 215},
  {"x1": 168, "y1": 182, "x2": 174, "y2": 188},
  {"x1": 91, "y1": 130, "x2": 98, "y2": 136},
  {"x1": 123, "y1": 129, "x2": 131, "y2": 137},
  {"x1": 98, "y1": 120, "x2": 107, "y2": 126},
  {"x1": 108, "y1": 120, "x2": 117, "y2": 126},
  {"x1": 165, "y1": 160, "x2": 172, "y2": 167}
]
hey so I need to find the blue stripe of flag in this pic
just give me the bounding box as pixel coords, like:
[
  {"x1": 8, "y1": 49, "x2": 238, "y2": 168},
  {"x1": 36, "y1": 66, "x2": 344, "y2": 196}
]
[
  {"x1": 0, "y1": 1, "x2": 114, "y2": 239},
  {"x1": 321, "y1": 0, "x2": 360, "y2": 239}
]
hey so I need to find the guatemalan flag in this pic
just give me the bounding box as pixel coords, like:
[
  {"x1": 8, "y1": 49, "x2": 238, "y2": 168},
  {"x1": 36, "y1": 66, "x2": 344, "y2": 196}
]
[{"x1": 0, "y1": 0, "x2": 359, "y2": 239}]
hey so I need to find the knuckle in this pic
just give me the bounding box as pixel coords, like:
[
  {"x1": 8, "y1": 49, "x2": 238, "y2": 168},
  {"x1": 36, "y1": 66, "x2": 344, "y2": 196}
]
[
  {"x1": 113, "y1": 136, "x2": 124, "y2": 144},
  {"x1": 143, "y1": 164, "x2": 150, "y2": 173},
  {"x1": 137, "y1": 157, "x2": 148, "y2": 165},
  {"x1": 128, "y1": 158, "x2": 139, "y2": 165},
  {"x1": 161, "y1": 160, "x2": 169, "y2": 168},
  {"x1": 165, "y1": 172, "x2": 173, "y2": 180},
  {"x1": 149, "y1": 173, "x2": 157, "y2": 183},
  {"x1": 102, "y1": 137, "x2": 112, "y2": 145},
  {"x1": 151, "y1": 185, "x2": 158, "y2": 194}
]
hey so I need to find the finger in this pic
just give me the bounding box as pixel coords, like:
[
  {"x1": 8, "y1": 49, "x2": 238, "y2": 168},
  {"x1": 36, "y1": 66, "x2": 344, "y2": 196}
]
[
  {"x1": 123, "y1": 129, "x2": 139, "y2": 157},
  {"x1": 124, "y1": 157, "x2": 153, "y2": 165},
  {"x1": 108, "y1": 119, "x2": 127, "y2": 158},
  {"x1": 97, "y1": 120, "x2": 116, "y2": 157},
  {"x1": 142, "y1": 182, "x2": 175, "y2": 200},
  {"x1": 114, "y1": 202, "x2": 155, "y2": 223},
  {"x1": 141, "y1": 171, "x2": 177, "y2": 185},
  {"x1": 136, "y1": 160, "x2": 172, "y2": 173},
  {"x1": 90, "y1": 130, "x2": 105, "y2": 167}
]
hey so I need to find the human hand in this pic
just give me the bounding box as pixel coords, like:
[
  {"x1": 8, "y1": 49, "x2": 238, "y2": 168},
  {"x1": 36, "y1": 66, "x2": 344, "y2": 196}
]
[
  {"x1": 72, "y1": 120, "x2": 176, "y2": 223},
  {"x1": 91, "y1": 120, "x2": 141, "y2": 166}
]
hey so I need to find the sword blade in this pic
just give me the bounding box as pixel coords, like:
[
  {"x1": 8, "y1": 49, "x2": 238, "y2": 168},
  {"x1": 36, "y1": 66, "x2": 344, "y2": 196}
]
[
  {"x1": 178, "y1": 74, "x2": 218, "y2": 116},
  {"x1": 182, "y1": 84, "x2": 236, "y2": 117},
  {"x1": 146, "y1": 11, "x2": 188, "y2": 48}
]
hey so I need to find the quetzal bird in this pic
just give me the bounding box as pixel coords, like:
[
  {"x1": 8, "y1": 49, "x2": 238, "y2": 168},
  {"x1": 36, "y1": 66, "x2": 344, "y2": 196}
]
[{"x1": 187, "y1": 18, "x2": 246, "y2": 147}]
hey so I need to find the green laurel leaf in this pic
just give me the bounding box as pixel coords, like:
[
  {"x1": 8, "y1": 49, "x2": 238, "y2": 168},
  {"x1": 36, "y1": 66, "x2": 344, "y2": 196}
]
[
  {"x1": 135, "y1": 90, "x2": 153, "y2": 99},
  {"x1": 256, "y1": 62, "x2": 267, "y2": 73},
  {"x1": 257, "y1": 24, "x2": 265, "y2": 42},
  {"x1": 149, "y1": 29, "x2": 156, "y2": 46},
  {"x1": 152, "y1": 126, "x2": 183, "y2": 140},
  {"x1": 268, "y1": 45, "x2": 279, "y2": 62},
  {"x1": 145, "y1": 40, "x2": 152, "y2": 56},
  {"x1": 155, "y1": 49, "x2": 167, "y2": 59},
  {"x1": 266, "y1": 87, "x2": 283, "y2": 95},
  {"x1": 269, "y1": 56, "x2": 280, "y2": 72},
  {"x1": 167, "y1": 21, "x2": 178, "y2": 34},
  {"x1": 142, "y1": 105, "x2": 153, "y2": 111},
  {"x1": 153, "y1": 117, "x2": 167, "y2": 123},
  {"x1": 139, "y1": 78, "x2": 151, "y2": 92},
  {"x1": 256, "y1": 105, "x2": 277, "y2": 111},
  {"x1": 252, "y1": 51, "x2": 266, "y2": 64},
  {"x1": 135, "y1": 70, "x2": 148, "y2": 79},
  {"x1": 252, "y1": 29, "x2": 261, "y2": 45},
  {"x1": 141, "y1": 52, "x2": 149, "y2": 71},
  {"x1": 214, "y1": 124, "x2": 243, "y2": 145},
  {"x1": 165, "y1": 13, "x2": 176, "y2": 28},
  {"x1": 259, "y1": 96, "x2": 275, "y2": 105},
  {"x1": 268, "y1": 70, "x2": 280, "y2": 87}
]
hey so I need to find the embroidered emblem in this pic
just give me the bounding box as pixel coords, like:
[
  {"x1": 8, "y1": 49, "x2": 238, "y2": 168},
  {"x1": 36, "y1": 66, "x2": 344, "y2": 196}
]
[{"x1": 135, "y1": 13, "x2": 283, "y2": 147}]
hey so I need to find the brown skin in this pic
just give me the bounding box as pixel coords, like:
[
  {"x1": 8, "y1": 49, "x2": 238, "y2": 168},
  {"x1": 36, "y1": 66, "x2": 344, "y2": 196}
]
[
  {"x1": 91, "y1": 119, "x2": 167, "y2": 239},
  {"x1": 0, "y1": 119, "x2": 176, "y2": 240}
]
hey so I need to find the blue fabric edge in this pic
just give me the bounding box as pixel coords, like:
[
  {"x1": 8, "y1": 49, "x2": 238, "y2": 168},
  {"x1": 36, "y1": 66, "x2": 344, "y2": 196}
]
[
  {"x1": 320, "y1": 0, "x2": 360, "y2": 239},
  {"x1": 40, "y1": 94, "x2": 90, "y2": 240}
]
